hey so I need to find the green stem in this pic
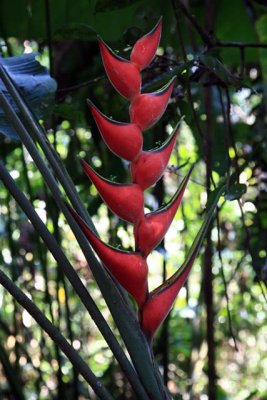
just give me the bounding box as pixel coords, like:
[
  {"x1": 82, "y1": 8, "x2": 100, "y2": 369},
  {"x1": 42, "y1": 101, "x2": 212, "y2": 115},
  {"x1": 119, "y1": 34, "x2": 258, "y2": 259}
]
[
  {"x1": 0, "y1": 65, "x2": 94, "y2": 230},
  {"x1": 0, "y1": 76, "x2": 165, "y2": 399},
  {"x1": 0, "y1": 268, "x2": 113, "y2": 400}
]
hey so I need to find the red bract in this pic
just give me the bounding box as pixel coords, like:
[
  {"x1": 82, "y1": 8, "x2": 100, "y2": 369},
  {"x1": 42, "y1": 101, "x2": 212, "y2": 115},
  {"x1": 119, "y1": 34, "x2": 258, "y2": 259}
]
[
  {"x1": 82, "y1": 160, "x2": 144, "y2": 224},
  {"x1": 88, "y1": 100, "x2": 143, "y2": 161},
  {"x1": 129, "y1": 76, "x2": 176, "y2": 130},
  {"x1": 134, "y1": 167, "x2": 192, "y2": 257},
  {"x1": 130, "y1": 124, "x2": 178, "y2": 190},
  {"x1": 69, "y1": 208, "x2": 148, "y2": 306},
  {"x1": 140, "y1": 261, "x2": 193, "y2": 341},
  {"x1": 130, "y1": 17, "x2": 162, "y2": 71},
  {"x1": 98, "y1": 39, "x2": 141, "y2": 100},
  {"x1": 139, "y1": 184, "x2": 225, "y2": 340}
]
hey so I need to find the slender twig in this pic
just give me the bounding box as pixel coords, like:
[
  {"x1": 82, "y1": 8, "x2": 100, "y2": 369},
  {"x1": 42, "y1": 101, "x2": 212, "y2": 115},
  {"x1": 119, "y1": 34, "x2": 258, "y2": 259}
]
[
  {"x1": 174, "y1": 0, "x2": 216, "y2": 48},
  {"x1": 225, "y1": 88, "x2": 241, "y2": 177},
  {"x1": 224, "y1": 88, "x2": 267, "y2": 301},
  {"x1": 217, "y1": 87, "x2": 231, "y2": 190},
  {"x1": 161, "y1": 252, "x2": 170, "y2": 387},
  {"x1": 57, "y1": 76, "x2": 105, "y2": 93},
  {"x1": 174, "y1": 0, "x2": 267, "y2": 50},
  {"x1": 228, "y1": 254, "x2": 247, "y2": 283},
  {"x1": 216, "y1": 40, "x2": 267, "y2": 49},
  {"x1": 171, "y1": 0, "x2": 204, "y2": 141},
  {"x1": 216, "y1": 210, "x2": 238, "y2": 351},
  {"x1": 237, "y1": 198, "x2": 267, "y2": 302},
  {"x1": 239, "y1": 47, "x2": 245, "y2": 80},
  {"x1": 203, "y1": 85, "x2": 217, "y2": 400},
  {"x1": 0, "y1": 268, "x2": 113, "y2": 400},
  {"x1": 0, "y1": 162, "x2": 150, "y2": 400}
]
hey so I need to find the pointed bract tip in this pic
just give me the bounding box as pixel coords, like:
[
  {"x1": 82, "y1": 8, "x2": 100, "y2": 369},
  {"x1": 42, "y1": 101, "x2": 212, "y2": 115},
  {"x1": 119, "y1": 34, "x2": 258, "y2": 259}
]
[
  {"x1": 88, "y1": 100, "x2": 143, "y2": 161},
  {"x1": 67, "y1": 205, "x2": 148, "y2": 306},
  {"x1": 129, "y1": 76, "x2": 177, "y2": 130},
  {"x1": 130, "y1": 17, "x2": 163, "y2": 71},
  {"x1": 130, "y1": 125, "x2": 179, "y2": 190},
  {"x1": 98, "y1": 38, "x2": 141, "y2": 100},
  {"x1": 81, "y1": 160, "x2": 144, "y2": 224}
]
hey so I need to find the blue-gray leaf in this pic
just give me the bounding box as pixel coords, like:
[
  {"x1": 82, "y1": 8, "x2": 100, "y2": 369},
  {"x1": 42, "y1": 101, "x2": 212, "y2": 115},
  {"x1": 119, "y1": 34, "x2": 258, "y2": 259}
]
[{"x1": 0, "y1": 53, "x2": 57, "y2": 140}]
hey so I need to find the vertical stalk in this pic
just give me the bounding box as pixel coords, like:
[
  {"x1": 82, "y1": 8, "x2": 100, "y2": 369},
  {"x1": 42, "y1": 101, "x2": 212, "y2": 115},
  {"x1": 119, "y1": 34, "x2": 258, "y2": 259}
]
[
  {"x1": 161, "y1": 255, "x2": 169, "y2": 387},
  {"x1": 204, "y1": 2, "x2": 216, "y2": 397},
  {"x1": 204, "y1": 85, "x2": 216, "y2": 399},
  {"x1": 153, "y1": 133, "x2": 170, "y2": 387}
]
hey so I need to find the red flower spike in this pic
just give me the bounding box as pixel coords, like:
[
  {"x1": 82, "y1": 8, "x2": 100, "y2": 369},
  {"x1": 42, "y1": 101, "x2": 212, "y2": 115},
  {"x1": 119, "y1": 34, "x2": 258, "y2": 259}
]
[
  {"x1": 130, "y1": 18, "x2": 162, "y2": 71},
  {"x1": 68, "y1": 208, "x2": 148, "y2": 306},
  {"x1": 82, "y1": 160, "x2": 144, "y2": 224},
  {"x1": 130, "y1": 123, "x2": 179, "y2": 190},
  {"x1": 140, "y1": 185, "x2": 225, "y2": 340},
  {"x1": 129, "y1": 76, "x2": 176, "y2": 130},
  {"x1": 134, "y1": 167, "x2": 193, "y2": 257},
  {"x1": 88, "y1": 100, "x2": 143, "y2": 161},
  {"x1": 98, "y1": 38, "x2": 141, "y2": 100}
]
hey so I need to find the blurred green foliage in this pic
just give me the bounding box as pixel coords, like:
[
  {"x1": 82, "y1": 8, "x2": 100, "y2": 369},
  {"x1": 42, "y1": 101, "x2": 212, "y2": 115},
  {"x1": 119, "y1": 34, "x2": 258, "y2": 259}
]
[{"x1": 0, "y1": 0, "x2": 266, "y2": 399}]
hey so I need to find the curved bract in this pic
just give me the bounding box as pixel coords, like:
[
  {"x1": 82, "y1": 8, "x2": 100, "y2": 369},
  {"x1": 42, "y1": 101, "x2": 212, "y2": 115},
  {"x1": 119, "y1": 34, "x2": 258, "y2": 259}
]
[
  {"x1": 98, "y1": 39, "x2": 141, "y2": 100},
  {"x1": 140, "y1": 184, "x2": 225, "y2": 340},
  {"x1": 68, "y1": 207, "x2": 148, "y2": 306},
  {"x1": 129, "y1": 77, "x2": 176, "y2": 130},
  {"x1": 130, "y1": 124, "x2": 179, "y2": 190},
  {"x1": 130, "y1": 17, "x2": 162, "y2": 71},
  {"x1": 82, "y1": 160, "x2": 144, "y2": 224},
  {"x1": 140, "y1": 264, "x2": 191, "y2": 340},
  {"x1": 88, "y1": 100, "x2": 143, "y2": 161},
  {"x1": 134, "y1": 167, "x2": 193, "y2": 257}
]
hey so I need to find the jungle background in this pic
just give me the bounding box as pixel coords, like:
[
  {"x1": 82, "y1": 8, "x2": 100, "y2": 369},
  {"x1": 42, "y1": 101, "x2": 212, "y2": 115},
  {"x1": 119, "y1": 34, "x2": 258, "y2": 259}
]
[{"x1": 0, "y1": 0, "x2": 266, "y2": 399}]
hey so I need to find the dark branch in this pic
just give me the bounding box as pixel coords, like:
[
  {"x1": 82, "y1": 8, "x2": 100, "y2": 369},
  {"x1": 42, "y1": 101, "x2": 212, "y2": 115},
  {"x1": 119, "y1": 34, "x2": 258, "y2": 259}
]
[{"x1": 174, "y1": 0, "x2": 267, "y2": 50}]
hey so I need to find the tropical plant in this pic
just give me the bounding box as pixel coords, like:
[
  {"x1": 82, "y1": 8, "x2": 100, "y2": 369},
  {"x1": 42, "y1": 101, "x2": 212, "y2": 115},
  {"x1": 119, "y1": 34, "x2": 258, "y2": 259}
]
[
  {"x1": 0, "y1": 20, "x2": 224, "y2": 399},
  {"x1": 1, "y1": 2, "x2": 267, "y2": 399}
]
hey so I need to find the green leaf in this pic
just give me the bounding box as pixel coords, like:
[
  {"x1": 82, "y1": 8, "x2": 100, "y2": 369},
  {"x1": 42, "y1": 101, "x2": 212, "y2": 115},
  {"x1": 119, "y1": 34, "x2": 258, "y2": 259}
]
[
  {"x1": 256, "y1": 14, "x2": 267, "y2": 41},
  {"x1": 216, "y1": 385, "x2": 230, "y2": 400},
  {"x1": 54, "y1": 104, "x2": 84, "y2": 123},
  {"x1": 0, "y1": 0, "x2": 176, "y2": 46},
  {"x1": 199, "y1": 55, "x2": 242, "y2": 87},
  {"x1": 95, "y1": 0, "x2": 141, "y2": 13},
  {"x1": 214, "y1": 0, "x2": 258, "y2": 64},
  {"x1": 225, "y1": 183, "x2": 247, "y2": 201},
  {"x1": 54, "y1": 23, "x2": 97, "y2": 41},
  {"x1": 0, "y1": 54, "x2": 56, "y2": 140}
]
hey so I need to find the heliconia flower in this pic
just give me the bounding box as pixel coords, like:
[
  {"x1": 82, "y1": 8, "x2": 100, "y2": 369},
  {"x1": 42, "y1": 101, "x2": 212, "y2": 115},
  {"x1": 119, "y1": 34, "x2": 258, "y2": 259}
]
[
  {"x1": 129, "y1": 76, "x2": 176, "y2": 130},
  {"x1": 88, "y1": 100, "x2": 143, "y2": 161},
  {"x1": 139, "y1": 185, "x2": 225, "y2": 341},
  {"x1": 130, "y1": 123, "x2": 179, "y2": 190},
  {"x1": 130, "y1": 18, "x2": 162, "y2": 71},
  {"x1": 68, "y1": 207, "x2": 148, "y2": 306},
  {"x1": 82, "y1": 160, "x2": 144, "y2": 224},
  {"x1": 134, "y1": 167, "x2": 193, "y2": 257},
  {"x1": 98, "y1": 38, "x2": 141, "y2": 100},
  {"x1": 76, "y1": 20, "x2": 225, "y2": 348}
]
